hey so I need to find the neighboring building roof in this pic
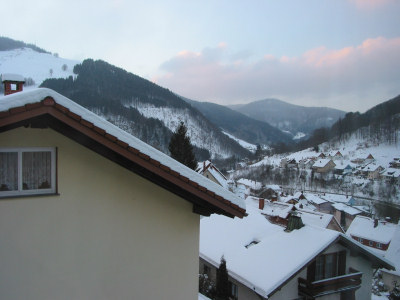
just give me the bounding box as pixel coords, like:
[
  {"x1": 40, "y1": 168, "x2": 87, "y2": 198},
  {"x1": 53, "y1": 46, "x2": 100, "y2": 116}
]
[
  {"x1": 305, "y1": 193, "x2": 328, "y2": 205},
  {"x1": 297, "y1": 209, "x2": 335, "y2": 229},
  {"x1": 321, "y1": 193, "x2": 353, "y2": 204},
  {"x1": 200, "y1": 204, "x2": 394, "y2": 299},
  {"x1": 198, "y1": 160, "x2": 228, "y2": 189},
  {"x1": 236, "y1": 178, "x2": 262, "y2": 190},
  {"x1": 0, "y1": 88, "x2": 246, "y2": 218},
  {"x1": 332, "y1": 203, "x2": 362, "y2": 216},
  {"x1": 312, "y1": 158, "x2": 334, "y2": 168},
  {"x1": 383, "y1": 168, "x2": 400, "y2": 178},
  {"x1": 346, "y1": 215, "x2": 398, "y2": 245},
  {"x1": 361, "y1": 163, "x2": 383, "y2": 172},
  {"x1": 383, "y1": 224, "x2": 400, "y2": 276},
  {"x1": 334, "y1": 161, "x2": 354, "y2": 170},
  {"x1": 1, "y1": 73, "x2": 25, "y2": 82}
]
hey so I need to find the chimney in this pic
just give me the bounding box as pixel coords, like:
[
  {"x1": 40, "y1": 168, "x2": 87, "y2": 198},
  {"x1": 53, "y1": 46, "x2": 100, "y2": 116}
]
[
  {"x1": 374, "y1": 219, "x2": 378, "y2": 228},
  {"x1": 1, "y1": 74, "x2": 25, "y2": 96},
  {"x1": 259, "y1": 198, "x2": 265, "y2": 210}
]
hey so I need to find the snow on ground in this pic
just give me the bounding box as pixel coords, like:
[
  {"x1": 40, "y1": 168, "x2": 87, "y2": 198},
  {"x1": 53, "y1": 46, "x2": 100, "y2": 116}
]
[
  {"x1": 0, "y1": 48, "x2": 79, "y2": 88},
  {"x1": 222, "y1": 131, "x2": 257, "y2": 152},
  {"x1": 198, "y1": 293, "x2": 211, "y2": 300},
  {"x1": 293, "y1": 132, "x2": 306, "y2": 140}
]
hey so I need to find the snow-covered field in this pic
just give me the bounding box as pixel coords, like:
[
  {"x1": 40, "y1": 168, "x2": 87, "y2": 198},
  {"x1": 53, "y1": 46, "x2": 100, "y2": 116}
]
[
  {"x1": 0, "y1": 48, "x2": 79, "y2": 88},
  {"x1": 222, "y1": 131, "x2": 257, "y2": 152}
]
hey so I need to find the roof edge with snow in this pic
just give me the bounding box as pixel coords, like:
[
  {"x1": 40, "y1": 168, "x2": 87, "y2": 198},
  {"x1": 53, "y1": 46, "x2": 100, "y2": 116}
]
[{"x1": 0, "y1": 88, "x2": 246, "y2": 218}]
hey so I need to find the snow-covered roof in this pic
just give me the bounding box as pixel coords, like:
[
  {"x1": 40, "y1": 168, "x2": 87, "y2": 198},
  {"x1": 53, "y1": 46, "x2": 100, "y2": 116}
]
[
  {"x1": 361, "y1": 163, "x2": 383, "y2": 172},
  {"x1": 1, "y1": 73, "x2": 25, "y2": 82},
  {"x1": 200, "y1": 204, "x2": 393, "y2": 298},
  {"x1": 236, "y1": 178, "x2": 262, "y2": 190},
  {"x1": 200, "y1": 205, "x2": 339, "y2": 297},
  {"x1": 346, "y1": 216, "x2": 398, "y2": 244},
  {"x1": 312, "y1": 158, "x2": 333, "y2": 168},
  {"x1": 305, "y1": 193, "x2": 328, "y2": 205},
  {"x1": 332, "y1": 203, "x2": 362, "y2": 216},
  {"x1": 383, "y1": 224, "x2": 400, "y2": 276},
  {"x1": 383, "y1": 168, "x2": 400, "y2": 178},
  {"x1": 321, "y1": 193, "x2": 353, "y2": 204},
  {"x1": 261, "y1": 200, "x2": 293, "y2": 218},
  {"x1": 334, "y1": 161, "x2": 354, "y2": 170},
  {"x1": 0, "y1": 88, "x2": 246, "y2": 216},
  {"x1": 297, "y1": 209, "x2": 334, "y2": 228},
  {"x1": 199, "y1": 161, "x2": 228, "y2": 189}
]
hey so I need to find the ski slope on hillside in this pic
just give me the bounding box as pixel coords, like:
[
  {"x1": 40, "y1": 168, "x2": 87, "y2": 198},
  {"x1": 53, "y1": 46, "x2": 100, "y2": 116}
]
[{"x1": 0, "y1": 48, "x2": 79, "y2": 87}]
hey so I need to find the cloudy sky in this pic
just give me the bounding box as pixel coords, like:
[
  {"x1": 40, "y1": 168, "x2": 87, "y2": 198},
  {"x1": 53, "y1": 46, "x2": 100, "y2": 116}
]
[{"x1": 1, "y1": 0, "x2": 400, "y2": 112}]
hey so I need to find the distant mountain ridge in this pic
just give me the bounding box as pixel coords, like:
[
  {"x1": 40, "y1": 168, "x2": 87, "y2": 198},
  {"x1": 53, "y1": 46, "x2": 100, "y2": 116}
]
[
  {"x1": 229, "y1": 98, "x2": 346, "y2": 139},
  {"x1": 185, "y1": 98, "x2": 293, "y2": 146}
]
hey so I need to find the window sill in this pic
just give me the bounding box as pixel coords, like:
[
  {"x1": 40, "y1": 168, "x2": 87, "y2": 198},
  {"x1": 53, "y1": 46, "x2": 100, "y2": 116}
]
[{"x1": 0, "y1": 193, "x2": 60, "y2": 200}]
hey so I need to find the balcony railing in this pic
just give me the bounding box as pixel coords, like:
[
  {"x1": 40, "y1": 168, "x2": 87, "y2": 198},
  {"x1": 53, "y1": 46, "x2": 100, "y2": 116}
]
[{"x1": 298, "y1": 271, "x2": 362, "y2": 298}]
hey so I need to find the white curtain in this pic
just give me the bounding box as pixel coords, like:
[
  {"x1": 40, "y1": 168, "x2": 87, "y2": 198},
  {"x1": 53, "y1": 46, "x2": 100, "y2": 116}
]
[
  {"x1": 22, "y1": 151, "x2": 51, "y2": 190},
  {"x1": 0, "y1": 152, "x2": 18, "y2": 191}
]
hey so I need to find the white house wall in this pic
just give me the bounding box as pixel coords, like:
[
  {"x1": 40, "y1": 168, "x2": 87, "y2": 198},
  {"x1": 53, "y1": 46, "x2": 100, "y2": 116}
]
[{"x1": 0, "y1": 127, "x2": 200, "y2": 300}]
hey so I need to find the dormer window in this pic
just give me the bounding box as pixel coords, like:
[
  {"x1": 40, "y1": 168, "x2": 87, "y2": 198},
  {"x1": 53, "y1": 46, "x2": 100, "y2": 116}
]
[{"x1": 0, "y1": 148, "x2": 56, "y2": 197}]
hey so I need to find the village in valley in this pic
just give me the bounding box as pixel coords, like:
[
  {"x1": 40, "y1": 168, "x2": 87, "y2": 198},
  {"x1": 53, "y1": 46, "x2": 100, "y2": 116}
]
[
  {"x1": 1, "y1": 34, "x2": 400, "y2": 300},
  {"x1": 197, "y1": 138, "x2": 400, "y2": 300}
]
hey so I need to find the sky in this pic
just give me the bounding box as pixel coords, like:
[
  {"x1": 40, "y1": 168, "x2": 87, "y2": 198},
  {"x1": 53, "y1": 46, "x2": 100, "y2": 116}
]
[{"x1": 1, "y1": 0, "x2": 400, "y2": 112}]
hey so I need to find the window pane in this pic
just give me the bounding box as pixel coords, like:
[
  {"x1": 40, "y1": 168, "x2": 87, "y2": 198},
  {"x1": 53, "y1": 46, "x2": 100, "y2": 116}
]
[
  {"x1": 315, "y1": 256, "x2": 324, "y2": 281},
  {"x1": 22, "y1": 151, "x2": 52, "y2": 190},
  {"x1": 0, "y1": 152, "x2": 18, "y2": 191},
  {"x1": 325, "y1": 254, "x2": 335, "y2": 278}
]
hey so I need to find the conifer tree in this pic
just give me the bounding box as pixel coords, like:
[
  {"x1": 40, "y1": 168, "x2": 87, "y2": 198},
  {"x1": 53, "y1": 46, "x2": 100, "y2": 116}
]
[
  {"x1": 168, "y1": 121, "x2": 197, "y2": 170},
  {"x1": 215, "y1": 256, "x2": 230, "y2": 300}
]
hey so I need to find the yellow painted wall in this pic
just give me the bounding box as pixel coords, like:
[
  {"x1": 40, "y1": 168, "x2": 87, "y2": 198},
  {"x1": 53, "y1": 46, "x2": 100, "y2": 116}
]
[{"x1": 0, "y1": 127, "x2": 199, "y2": 300}]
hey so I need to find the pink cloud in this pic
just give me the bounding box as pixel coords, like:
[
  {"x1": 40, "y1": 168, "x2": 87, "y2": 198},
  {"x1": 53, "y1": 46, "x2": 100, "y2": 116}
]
[
  {"x1": 350, "y1": 0, "x2": 395, "y2": 10},
  {"x1": 156, "y1": 37, "x2": 400, "y2": 112}
]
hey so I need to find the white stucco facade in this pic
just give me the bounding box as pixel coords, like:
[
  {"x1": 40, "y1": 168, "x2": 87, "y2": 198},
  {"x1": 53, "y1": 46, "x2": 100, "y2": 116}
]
[{"x1": 0, "y1": 127, "x2": 200, "y2": 300}]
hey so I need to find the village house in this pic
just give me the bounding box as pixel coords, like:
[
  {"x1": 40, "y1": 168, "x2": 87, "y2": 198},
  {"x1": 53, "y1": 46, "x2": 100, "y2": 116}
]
[
  {"x1": 236, "y1": 178, "x2": 262, "y2": 197},
  {"x1": 334, "y1": 161, "x2": 354, "y2": 176},
  {"x1": 298, "y1": 158, "x2": 315, "y2": 169},
  {"x1": 199, "y1": 202, "x2": 394, "y2": 300},
  {"x1": 295, "y1": 191, "x2": 334, "y2": 214},
  {"x1": 382, "y1": 168, "x2": 400, "y2": 184},
  {"x1": 258, "y1": 197, "x2": 343, "y2": 233},
  {"x1": 312, "y1": 158, "x2": 336, "y2": 173},
  {"x1": 0, "y1": 88, "x2": 246, "y2": 299},
  {"x1": 197, "y1": 160, "x2": 228, "y2": 189},
  {"x1": 328, "y1": 150, "x2": 343, "y2": 160},
  {"x1": 331, "y1": 203, "x2": 364, "y2": 231},
  {"x1": 360, "y1": 163, "x2": 384, "y2": 180},
  {"x1": 346, "y1": 216, "x2": 398, "y2": 253}
]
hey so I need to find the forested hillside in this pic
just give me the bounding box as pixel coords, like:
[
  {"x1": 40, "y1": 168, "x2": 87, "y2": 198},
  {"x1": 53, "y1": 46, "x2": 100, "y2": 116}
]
[{"x1": 41, "y1": 59, "x2": 251, "y2": 159}]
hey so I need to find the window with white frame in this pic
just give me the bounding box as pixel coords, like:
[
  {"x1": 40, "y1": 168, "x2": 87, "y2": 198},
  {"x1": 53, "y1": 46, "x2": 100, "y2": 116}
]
[{"x1": 0, "y1": 148, "x2": 56, "y2": 197}]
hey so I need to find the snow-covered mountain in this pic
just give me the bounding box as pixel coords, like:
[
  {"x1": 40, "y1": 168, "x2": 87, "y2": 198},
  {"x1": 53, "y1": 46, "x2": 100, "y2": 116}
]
[{"x1": 0, "y1": 47, "x2": 79, "y2": 88}]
